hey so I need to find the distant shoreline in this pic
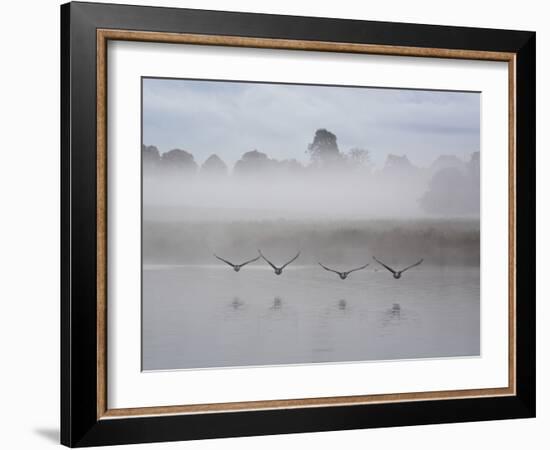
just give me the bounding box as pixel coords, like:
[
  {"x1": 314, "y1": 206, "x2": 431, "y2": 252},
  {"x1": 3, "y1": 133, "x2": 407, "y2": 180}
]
[{"x1": 143, "y1": 217, "x2": 480, "y2": 267}]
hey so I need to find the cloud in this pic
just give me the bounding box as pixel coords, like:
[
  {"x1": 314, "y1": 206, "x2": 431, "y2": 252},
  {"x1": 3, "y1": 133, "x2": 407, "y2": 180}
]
[{"x1": 142, "y1": 78, "x2": 480, "y2": 168}]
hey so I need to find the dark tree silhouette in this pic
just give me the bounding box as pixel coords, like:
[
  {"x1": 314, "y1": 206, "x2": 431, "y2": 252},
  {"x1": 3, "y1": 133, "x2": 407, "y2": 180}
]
[
  {"x1": 233, "y1": 149, "x2": 275, "y2": 175},
  {"x1": 160, "y1": 149, "x2": 198, "y2": 173},
  {"x1": 277, "y1": 158, "x2": 304, "y2": 174},
  {"x1": 430, "y1": 154, "x2": 465, "y2": 174},
  {"x1": 347, "y1": 147, "x2": 371, "y2": 168},
  {"x1": 468, "y1": 151, "x2": 480, "y2": 183},
  {"x1": 383, "y1": 154, "x2": 416, "y2": 174},
  {"x1": 419, "y1": 165, "x2": 479, "y2": 214},
  {"x1": 201, "y1": 154, "x2": 228, "y2": 176},
  {"x1": 307, "y1": 129, "x2": 343, "y2": 166},
  {"x1": 142, "y1": 145, "x2": 160, "y2": 173}
]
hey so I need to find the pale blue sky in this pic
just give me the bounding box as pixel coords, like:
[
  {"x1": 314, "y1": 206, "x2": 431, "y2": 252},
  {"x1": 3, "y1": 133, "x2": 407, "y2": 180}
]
[{"x1": 142, "y1": 77, "x2": 480, "y2": 168}]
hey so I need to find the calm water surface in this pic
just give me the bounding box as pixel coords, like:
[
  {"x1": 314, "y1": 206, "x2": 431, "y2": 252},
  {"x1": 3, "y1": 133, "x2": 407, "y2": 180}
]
[{"x1": 142, "y1": 265, "x2": 480, "y2": 370}]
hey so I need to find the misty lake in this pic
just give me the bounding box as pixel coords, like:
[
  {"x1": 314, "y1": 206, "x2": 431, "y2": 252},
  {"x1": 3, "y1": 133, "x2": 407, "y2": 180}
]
[{"x1": 142, "y1": 264, "x2": 480, "y2": 370}]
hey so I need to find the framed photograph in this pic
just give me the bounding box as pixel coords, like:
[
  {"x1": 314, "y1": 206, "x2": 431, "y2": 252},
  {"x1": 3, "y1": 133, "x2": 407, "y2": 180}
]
[{"x1": 61, "y1": 1, "x2": 535, "y2": 447}]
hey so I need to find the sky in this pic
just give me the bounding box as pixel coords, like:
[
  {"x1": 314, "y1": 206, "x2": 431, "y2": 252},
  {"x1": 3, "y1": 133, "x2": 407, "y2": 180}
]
[{"x1": 142, "y1": 77, "x2": 480, "y2": 169}]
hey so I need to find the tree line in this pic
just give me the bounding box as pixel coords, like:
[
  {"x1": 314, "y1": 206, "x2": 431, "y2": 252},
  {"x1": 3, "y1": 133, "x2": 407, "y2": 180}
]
[
  {"x1": 143, "y1": 128, "x2": 371, "y2": 176},
  {"x1": 143, "y1": 127, "x2": 480, "y2": 215}
]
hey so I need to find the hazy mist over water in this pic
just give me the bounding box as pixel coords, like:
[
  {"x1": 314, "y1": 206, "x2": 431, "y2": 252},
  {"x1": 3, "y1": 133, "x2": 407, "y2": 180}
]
[{"x1": 141, "y1": 78, "x2": 481, "y2": 371}]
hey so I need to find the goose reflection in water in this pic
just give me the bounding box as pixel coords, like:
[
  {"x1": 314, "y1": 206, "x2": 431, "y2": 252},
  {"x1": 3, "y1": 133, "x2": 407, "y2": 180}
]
[
  {"x1": 270, "y1": 296, "x2": 283, "y2": 310},
  {"x1": 390, "y1": 303, "x2": 401, "y2": 318},
  {"x1": 230, "y1": 297, "x2": 244, "y2": 310},
  {"x1": 382, "y1": 303, "x2": 403, "y2": 327}
]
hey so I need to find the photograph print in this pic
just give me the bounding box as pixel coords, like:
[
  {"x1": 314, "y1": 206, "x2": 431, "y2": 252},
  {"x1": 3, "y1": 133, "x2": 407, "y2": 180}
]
[{"x1": 141, "y1": 77, "x2": 481, "y2": 371}]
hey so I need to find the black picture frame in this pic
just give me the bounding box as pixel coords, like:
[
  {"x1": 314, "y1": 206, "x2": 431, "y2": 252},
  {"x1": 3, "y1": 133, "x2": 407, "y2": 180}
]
[{"x1": 61, "y1": 1, "x2": 535, "y2": 447}]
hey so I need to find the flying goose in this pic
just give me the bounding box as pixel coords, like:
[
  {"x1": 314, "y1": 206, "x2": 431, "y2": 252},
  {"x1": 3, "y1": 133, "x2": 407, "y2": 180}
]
[
  {"x1": 258, "y1": 250, "x2": 300, "y2": 275},
  {"x1": 373, "y1": 257, "x2": 423, "y2": 279},
  {"x1": 318, "y1": 262, "x2": 369, "y2": 280},
  {"x1": 214, "y1": 254, "x2": 260, "y2": 272}
]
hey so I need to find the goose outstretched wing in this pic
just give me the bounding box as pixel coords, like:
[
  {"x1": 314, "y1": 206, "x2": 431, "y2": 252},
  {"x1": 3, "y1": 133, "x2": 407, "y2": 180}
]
[
  {"x1": 347, "y1": 263, "x2": 370, "y2": 274},
  {"x1": 214, "y1": 254, "x2": 235, "y2": 268},
  {"x1": 373, "y1": 257, "x2": 397, "y2": 275},
  {"x1": 400, "y1": 259, "x2": 424, "y2": 273},
  {"x1": 281, "y1": 251, "x2": 300, "y2": 269},
  {"x1": 318, "y1": 262, "x2": 341, "y2": 275},
  {"x1": 240, "y1": 255, "x2": 261, "y2": 267},
  {"x1": 258, "y1": 250, "x2": 278, "y2": 270}
]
